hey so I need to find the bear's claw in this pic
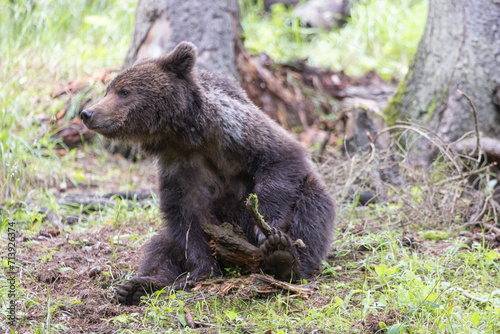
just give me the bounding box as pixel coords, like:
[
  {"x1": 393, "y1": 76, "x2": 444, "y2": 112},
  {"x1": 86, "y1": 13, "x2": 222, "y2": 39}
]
[
  {"x1": 114, "y1": 276, "x2": 155, "y2": 306},
  {"x1": 113, "y1": 275, "x2": 196, "y2": 305}
]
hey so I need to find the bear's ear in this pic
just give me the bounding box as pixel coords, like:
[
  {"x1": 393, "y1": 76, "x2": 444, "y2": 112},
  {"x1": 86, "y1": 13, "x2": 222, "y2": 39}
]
[
  {"x1": 159, "y1": 41, "x2": 197, "y2": 77},
  {"x1": 133, "y1": 57, "x2": 153, "y2": 67}
]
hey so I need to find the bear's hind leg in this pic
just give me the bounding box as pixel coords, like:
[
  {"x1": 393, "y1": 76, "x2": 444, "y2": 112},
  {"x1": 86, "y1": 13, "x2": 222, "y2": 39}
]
[{"x1": 289, "y1": 174, "x2": 335, "y2": 277}]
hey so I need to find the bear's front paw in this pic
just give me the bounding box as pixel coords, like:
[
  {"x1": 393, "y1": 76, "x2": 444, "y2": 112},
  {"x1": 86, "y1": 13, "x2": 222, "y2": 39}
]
[
  {"x1": 114, "y1": 276, "x2": 156, "y2": 305},
  {"x1": 260, "y1": 228, "x2": 299, "y2": 282}
]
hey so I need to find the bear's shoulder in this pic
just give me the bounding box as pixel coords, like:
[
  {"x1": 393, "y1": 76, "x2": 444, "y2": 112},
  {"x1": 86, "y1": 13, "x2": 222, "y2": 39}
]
[{"x1": 196, "y1": 71, "x2": 250, "y2": 104}]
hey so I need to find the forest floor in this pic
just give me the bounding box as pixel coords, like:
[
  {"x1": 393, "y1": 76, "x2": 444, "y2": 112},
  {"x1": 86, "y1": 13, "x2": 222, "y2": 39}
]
[{"x1": 2, "y1": 109, "x2": 500, "y2": 333}]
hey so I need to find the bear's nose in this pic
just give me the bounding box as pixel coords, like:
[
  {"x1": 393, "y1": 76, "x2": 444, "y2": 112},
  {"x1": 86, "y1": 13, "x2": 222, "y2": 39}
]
[{"x1": 80, "y1": 109, "x2": 93, "y2": 123}]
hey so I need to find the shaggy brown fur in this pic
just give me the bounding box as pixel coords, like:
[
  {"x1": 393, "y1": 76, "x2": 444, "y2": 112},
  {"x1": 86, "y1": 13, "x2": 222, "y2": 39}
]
[{"x1": 81, "y1": 42, "x2": 335, "y2": 305}]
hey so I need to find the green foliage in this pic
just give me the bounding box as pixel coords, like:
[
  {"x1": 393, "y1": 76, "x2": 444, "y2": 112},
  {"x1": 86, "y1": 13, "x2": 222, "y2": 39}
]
[
  {"x1": 240, "y1": 0, "x2": 428, "y2": 79},
  {"x1": 0, "y1": 0, "x2": 136, "y2": 79},
  {"x1": 0, "y1": 0, "x2": 136, "y2": 202}
]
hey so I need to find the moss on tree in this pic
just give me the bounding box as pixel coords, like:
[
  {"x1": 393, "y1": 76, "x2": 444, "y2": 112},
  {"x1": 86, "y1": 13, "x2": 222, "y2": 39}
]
[
  {"x1": 382, "y1": 75, "x2": 408, "y2": 126},
  {"x1": 425, "y1": 96, "x2": 437, "y2": 122}
]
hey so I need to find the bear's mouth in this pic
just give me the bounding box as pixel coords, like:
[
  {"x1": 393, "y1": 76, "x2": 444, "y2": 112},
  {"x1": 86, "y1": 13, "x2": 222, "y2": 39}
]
[{"x1": 86, "y1": 122, "x2": 117, "y2": 134}]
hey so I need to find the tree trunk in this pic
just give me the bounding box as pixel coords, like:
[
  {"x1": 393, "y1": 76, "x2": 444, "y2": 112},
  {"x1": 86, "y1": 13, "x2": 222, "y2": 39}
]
[
  {"x1": 383, "y1": 0, "x2": 500, "y2": 166},
  {"x1": 123, "y1": 0, "x2": 240, "y2": 79}
]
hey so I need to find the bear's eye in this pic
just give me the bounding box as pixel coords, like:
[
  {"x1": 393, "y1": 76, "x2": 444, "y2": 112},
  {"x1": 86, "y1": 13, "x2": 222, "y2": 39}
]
[{"x1": 118, "y1": 89, "x2": 130, "y2": 98}]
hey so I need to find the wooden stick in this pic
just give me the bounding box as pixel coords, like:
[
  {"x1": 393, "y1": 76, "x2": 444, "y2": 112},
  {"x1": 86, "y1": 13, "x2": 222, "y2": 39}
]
[
  {"x1": 252, "y1": 274, "x2": 314, "y2": 296},
  {"x1": 482, "y1": 222, "x2": 500, "y2": 235},
  {"x1": 457, "y1": 89, "x2": 481, "y2": 159},
  {"x1": 456, "y1": 287, "x2": 500, "y2": 308},
  {"x1": 435, "y1": 162, "x2": 496, "y2": 186}
]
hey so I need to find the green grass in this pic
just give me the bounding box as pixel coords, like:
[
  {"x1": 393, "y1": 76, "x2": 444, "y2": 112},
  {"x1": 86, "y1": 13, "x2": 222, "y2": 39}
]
[
  {"x1": 105, "y1": 229, "x2": 500, "y2": 333},
  {"x1": 0, "y1": 0, "x2": 137, "y2": 201},
  {"x1": 240, "y1": 0, "x2": 428, "y2": 79}
]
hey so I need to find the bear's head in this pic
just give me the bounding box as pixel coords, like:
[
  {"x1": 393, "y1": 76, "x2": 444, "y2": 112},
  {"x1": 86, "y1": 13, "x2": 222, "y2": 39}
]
[{"x1": 80, "y1": 42, "x2": 203, "y2": 143}]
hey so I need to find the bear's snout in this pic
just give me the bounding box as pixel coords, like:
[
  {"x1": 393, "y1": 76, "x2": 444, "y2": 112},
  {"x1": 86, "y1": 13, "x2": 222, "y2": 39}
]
[{"x1": 80, "y1": 109, "x2": 94, "y2": 124}]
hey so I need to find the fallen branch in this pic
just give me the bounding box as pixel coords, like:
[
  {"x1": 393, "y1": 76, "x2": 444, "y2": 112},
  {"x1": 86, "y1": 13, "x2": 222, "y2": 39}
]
[
  {"x1": 482, "y1": 222, "x2": 500, "y2": 236},
  {"x1": 201, "y1": 222, "x2": 264, "y2": 272},
  {"x1": 453, "y1": 137, "x2": 500, "y2": 160},
  {"x1": 57, "y1": 193, "x2": 155, "y2": 211},
  {"x1": 252, "y1": 274, "x2": 315, "y2": 297},
  {"x1": 455, "y1": 287, "x2": 500, "y2": 309},
  {"x1": 435, "y1": 162, "x2": 497, "y2": 187}
]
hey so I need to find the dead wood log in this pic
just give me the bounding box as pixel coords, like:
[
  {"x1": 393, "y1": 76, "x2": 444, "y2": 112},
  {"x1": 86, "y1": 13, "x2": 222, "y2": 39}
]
[
  {"x1": 201, "y1": 222, "x2": 264, "y2": 272},
  {"x1": 452, "y1": 137, "x2": 500, "y2": 162}
]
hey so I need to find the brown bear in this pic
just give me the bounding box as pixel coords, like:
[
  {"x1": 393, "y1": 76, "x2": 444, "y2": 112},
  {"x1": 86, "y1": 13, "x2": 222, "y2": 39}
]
[{"x1": 80, "y1": 42, "x2": 335, "y2": 305}]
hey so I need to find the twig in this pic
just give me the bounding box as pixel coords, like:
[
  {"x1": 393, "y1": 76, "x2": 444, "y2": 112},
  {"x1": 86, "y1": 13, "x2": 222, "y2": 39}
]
[
  {"x1": 245, "y1": 193, "x2": 273, "y2": 238},
  {"x1": 185, "y1": 221, "x2": 191, "y2": 260},
  {"x1": 435, "y1": 162, "x2": 497, "y2": 186},
  {"x1": 317, "y1": 127, "x2": 333, "y2": 163},
  {"x1": 317, "y1": 116, "x2": 343, "y2": 162},
  {"x1": 193, "y1": 321, "x2": 218, "y2": 328},
  {"x1": 482, "y1": 222, "x2": 500, "y2": 236},
  {"x1": 368, "y1": 138, "x2": 376, "y2": 165},
  {"x1": 460, "y1": 192, "x2": 492, "y2": 228},
  {"x1": 252, "y1": 274, "x2": 314, "y2": 297},
  {"x1": 489, "y1": 197, "x2": 499, "y2": 226},
  {"x1": 457, "y1": 89, "x2": 481, "y2": 159},
  {"x1": 455, "y1": 287, "x2": 500, "y2": 308},
  {"x1": 448, "y1": 130, "x2": 475, "y2": 147},
  {"x1": 379, "y1": 124, "x2": 463, "y2": 172}
]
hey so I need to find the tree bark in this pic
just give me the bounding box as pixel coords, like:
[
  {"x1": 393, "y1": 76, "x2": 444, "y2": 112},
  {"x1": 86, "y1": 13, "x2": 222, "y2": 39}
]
[
  {"x1": 383, "y1": 0, "x2": 500, "y2": 166},
  {"x1": 123, "y1": 0, "x2": 240, "y2": 79}
]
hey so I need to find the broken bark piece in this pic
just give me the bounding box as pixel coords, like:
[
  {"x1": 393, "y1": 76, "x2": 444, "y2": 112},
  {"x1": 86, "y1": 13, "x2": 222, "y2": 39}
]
[{"x1": 201, "y1": 222, "x2": 264, "y2": 272}]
